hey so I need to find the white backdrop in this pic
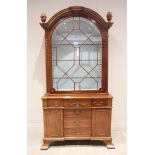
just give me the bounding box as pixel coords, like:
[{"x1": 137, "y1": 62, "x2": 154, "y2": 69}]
[{"x1": 27, "y1": 0, "x2": 127, "y2": 131}]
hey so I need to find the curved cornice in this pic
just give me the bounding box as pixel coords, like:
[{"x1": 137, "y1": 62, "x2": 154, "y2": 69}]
[{"x1": 40, "y1": 6, "x2": 113, "y2": 31}]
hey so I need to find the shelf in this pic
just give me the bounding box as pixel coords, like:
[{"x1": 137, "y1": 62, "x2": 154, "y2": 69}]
[
  {"x1": 52, "y1": 60, "x2": 102, "y2": 61},
  {"x1": 53, "y1": 77, "x2": 101, "y2": 79},
  {"x1": 52, "y1": 44, "x2": 102, "y2": 46}
]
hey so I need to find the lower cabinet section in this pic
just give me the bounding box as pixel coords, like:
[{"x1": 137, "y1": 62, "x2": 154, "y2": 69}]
[
  {"x1": 44, "y1": 108, "x2": 111, "y2": 138},
  {"x1": 42, "y1": 95, "x2": 114, "y2": 149},
  {"x1": 92, "y1": 109, "x2": 111, "y2": 136}
]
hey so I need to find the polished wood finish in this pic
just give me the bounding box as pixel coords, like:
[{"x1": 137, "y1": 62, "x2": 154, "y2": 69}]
[
  {"x1": 40, "y1": 6, "x2": 114, "y2": 150},
  {"x1": 41, "y1": 93, "x2": 114, "y2": 149},
  {"x1": 92, "y1": 109, "x2": 111, "y2": 137},
  {"x1": 45, "y1": 109, "x2": 63, "y2": 137}
]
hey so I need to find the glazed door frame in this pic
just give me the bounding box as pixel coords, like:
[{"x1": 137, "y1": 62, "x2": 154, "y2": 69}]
[{"x1": 40, "y1": 6, "x2": 113, "y2": 94}]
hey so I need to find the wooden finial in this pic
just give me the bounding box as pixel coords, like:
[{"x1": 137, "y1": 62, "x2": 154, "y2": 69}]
[
  {"x1": 106, "y1": 12, "x2": 112, "y2": 22},
  {"x1": 40, "y1": 13, "x2": 47, "y2": 23}
]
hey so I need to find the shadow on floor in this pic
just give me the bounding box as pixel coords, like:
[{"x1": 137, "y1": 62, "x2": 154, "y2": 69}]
[{"x1": 50, "y1": 140, "x2": 106, "y2": 147}]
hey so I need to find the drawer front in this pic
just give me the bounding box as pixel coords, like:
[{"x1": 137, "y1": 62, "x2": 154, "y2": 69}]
[
  {"x1": 92, "y1": 99, "x2": 109, "y2": 107},
  {"x1": 64, "y1": 100, "x2": 91, "y2": 108},
  {"x1": 64, "y1": 109, "x2": 91, "y2": 118},
  {"x1": 47, "y1": 100, "x2": 63, "y2": 107},
  {"x1": 64, "y1": 127, "x2": 91, "y2": 137},
  {"x1": 64, "y1": 117, "x2": 91, "y2": 128}
]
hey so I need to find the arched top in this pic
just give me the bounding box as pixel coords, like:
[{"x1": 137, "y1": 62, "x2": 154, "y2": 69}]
[{"x1": 40, "y1": 6, "x2": 113, "y2": 31}]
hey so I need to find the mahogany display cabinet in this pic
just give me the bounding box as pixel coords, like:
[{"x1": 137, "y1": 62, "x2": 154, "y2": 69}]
[{"x1": 39, "y1": 6, "x2": 114, "y2": 150}]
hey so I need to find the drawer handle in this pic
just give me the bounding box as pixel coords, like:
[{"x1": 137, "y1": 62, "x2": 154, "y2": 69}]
[{"x1": 74, "y1": 121, "x2": 80, "y2": 125}]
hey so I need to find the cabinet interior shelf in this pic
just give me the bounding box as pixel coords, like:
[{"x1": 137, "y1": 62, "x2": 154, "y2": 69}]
[
  {"x1": 53, "y1": 77, "x2": 101, "y2": 79},
  {"x1": 52, "y1": 60, "x2": 102, "y2": 61},
  {"x1": 53, "y1": 44, "x2": 102, "y2": 46}
]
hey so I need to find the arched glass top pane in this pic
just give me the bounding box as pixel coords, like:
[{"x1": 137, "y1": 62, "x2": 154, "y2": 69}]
[{"x1": 52, "y1": 17, "x2": 102, "y2": 91}]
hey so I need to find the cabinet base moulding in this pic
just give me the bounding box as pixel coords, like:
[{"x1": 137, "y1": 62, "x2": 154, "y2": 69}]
[{"x1": 41, "y1": 137, "x2": 114, "y2": 150}]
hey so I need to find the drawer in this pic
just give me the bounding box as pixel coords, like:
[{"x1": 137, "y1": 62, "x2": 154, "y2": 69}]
[
  {"x1": 64, "y1": 127, "x2": 91, "y2": 137},
  {"x1": 92, "y1": 99, "x2": 109, "y2": 107},
  {"x1": 64, "y1": 109, "x2": 91, "y2": 118},
  {"x1": 64, "y1": 99, "x2": 91, "y2": 108},
  {"x1": 47, "y1": 100, "x2": 63, "y2": 107},
  {"x1": 64, "y1": 117, "x2": 91, "y2": 128}
]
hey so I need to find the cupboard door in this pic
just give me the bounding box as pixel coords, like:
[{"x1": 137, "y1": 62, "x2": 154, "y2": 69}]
[
  {"x1": 92, "y1": 109, "x2": 111, "y2": 137},
  {"x1": 45, "y1": 109, "x2": 63, "y2": 137}
]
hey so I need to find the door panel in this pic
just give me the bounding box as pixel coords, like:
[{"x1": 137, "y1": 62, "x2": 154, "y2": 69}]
[
  {"x1": 92, "y1": 109, "x2": 111, "y2": 136},
  {"x1": 45, "y1": 109, "x2": 63, "y2": 137}
]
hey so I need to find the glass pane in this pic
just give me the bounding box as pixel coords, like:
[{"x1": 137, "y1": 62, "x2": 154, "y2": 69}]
[
  {"x1": 89, "y1": 30, "x2": 102, "y2": 47},
  {"x1": 57, "y1": 44, "x2": 74, "y2": 60},
  {"x1": 80, "y1": 75, "x2": 98, "y2": 90},
  {"x1": 66, "y1": 30, "x2": 87, "y2": 45},
  {"x1": 80, "y1": 18, "x2": 95, "y2": 37},
  {"x1": 52, "y1": 17, "x2": 102, "y2": 91},
  {"x1": 58, "y1": 77, "x2": 74, "y2": 90},
  {"x1": 56, "y1": 18, "x2": 74, "y2": 37},
  {"x1": 52, "y1": 31, "x2": 64, "y2": 47},
  {"x1": 67, "y1": 65, "x2": 87, "y2": 82},
  {"x1": 73, "y1": 17, "x2": 80, "y2": 29}
]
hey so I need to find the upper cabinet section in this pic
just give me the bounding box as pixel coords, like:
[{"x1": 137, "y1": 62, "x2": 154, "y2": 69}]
[{"x1": 40, "y1": 6, "x2": 113, "y2": 93}]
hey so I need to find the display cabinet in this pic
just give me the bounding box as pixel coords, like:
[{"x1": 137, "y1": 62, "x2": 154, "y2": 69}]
[{"x1": 40, "y1": 6, "x2": 114, "y2": 150}]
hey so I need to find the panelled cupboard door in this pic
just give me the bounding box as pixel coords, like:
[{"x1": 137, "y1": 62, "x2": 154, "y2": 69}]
[
  {"x1": 92, "y1": 109, "x2": 111, "y2": 137},
  {"x1": 45, "y1": 109, "x2": 63, "y2": 137}
]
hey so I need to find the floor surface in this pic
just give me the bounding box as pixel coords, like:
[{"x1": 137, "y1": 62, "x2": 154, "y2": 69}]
[{"x1": 27, "y1": 125, "x2": 126, "y2": 155}]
